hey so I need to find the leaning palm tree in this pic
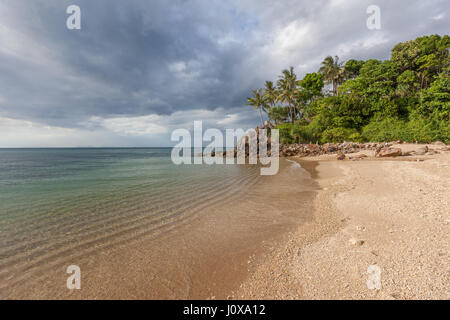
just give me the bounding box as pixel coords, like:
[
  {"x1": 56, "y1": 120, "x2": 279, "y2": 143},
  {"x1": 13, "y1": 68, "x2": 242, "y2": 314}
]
[
  {"x1": 246, "y1": 89, "x2": 267, "y2": 127},
  {"x1": 276, "y1": 67, "x2": 297, "y2": 122},
  {"x1": 319, "y1": 55, "x2": 344, "y2": 96}
]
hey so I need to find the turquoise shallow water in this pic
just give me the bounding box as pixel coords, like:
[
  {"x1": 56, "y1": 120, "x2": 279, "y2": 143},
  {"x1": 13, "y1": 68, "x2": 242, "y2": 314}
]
[{"x1": 0, "y1": 148, "x2": 261, "y2": 293}]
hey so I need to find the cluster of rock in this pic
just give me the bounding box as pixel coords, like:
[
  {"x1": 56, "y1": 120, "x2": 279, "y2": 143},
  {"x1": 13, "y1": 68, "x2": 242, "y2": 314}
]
[
  {"x1": 280, "y1": 142, "x2": 387, "y2": 157},
  {"x1": 280, "y1": 141, "x2": 449, "y2": 158}
]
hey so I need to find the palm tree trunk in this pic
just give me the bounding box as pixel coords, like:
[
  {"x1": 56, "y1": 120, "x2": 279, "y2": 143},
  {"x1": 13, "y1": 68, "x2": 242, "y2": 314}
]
[
  {"x1": 288, "y1": 102, "x2": 294, "y2": 123},
  {"x1": 259, "y1": 107, "x2": 264, "y2": 127}
]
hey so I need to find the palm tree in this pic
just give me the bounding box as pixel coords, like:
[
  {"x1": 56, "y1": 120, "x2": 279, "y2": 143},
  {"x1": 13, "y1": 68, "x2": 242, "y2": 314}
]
[
  {"x1": 276, "y1": 67, "x2": 297, "y2": 122},
  {"x1": 263, "y1": 81, "x2": 278, "y2": 125},
  {"x1": 246, "y1": 89, "x2": 267, "y2": 127},
  {"x1": 263, "y1": 81, "x2": 277, "y2": 108},
  {"x1": 319, "y1": 56, "x2": 344, "y2": 96}
]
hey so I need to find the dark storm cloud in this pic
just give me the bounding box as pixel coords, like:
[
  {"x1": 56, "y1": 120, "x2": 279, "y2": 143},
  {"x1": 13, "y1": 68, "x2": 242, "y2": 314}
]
[
  {"x1": 0, "y1": 0, "x2": 448, "y2": 145},
  {"x1": 0, "y1": 0, "x2": 257, "y2": 127}
]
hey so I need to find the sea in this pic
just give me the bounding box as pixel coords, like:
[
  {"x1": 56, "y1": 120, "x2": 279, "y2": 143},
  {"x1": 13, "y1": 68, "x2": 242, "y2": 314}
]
[{"x1": 0, "y1": 148, "x2": 315, "y2": 299}]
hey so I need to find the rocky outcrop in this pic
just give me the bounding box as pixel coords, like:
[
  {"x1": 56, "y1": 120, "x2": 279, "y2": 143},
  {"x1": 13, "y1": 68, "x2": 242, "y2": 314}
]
[{"x1": 234, "y1": 124, "x2": 274, "y2": 158}]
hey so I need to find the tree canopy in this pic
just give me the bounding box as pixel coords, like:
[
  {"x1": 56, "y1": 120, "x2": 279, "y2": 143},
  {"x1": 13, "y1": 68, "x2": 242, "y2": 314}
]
[{"x1": 246, "y1": 34, "x2": 449, "y2": 143}]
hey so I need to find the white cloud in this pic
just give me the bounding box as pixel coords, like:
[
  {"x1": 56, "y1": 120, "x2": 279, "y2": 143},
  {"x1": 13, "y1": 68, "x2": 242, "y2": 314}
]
[
  {"x1": 217, "y1": 113, "x2": 240, "y2": 125},
  {"x1": 273, "y1": 21, "x2": 314, "y2": 54},
  {"x1": 432, "y1": 12, "x2": 445, "y2": 20},
  {"x1": 0, "y1": 117, "x2": 112, "y2": 147},
  {"x1": 87, "y1": 115, "x2": 168, "y2": 136},
  {"x1": 335, "y1": 32, "x2": 389, "y2": 56}
]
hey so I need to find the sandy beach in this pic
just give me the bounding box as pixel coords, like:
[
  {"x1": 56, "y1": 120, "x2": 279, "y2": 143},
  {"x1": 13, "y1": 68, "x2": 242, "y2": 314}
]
[{"x1": 236, "y1": 144, "x2": 449, "y2": 300}]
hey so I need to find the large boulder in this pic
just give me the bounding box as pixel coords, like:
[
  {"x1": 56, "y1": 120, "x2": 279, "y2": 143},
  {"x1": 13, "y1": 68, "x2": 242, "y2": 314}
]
[
  {"x1": 376, "y1": 147, "x2": 402, "y2": 158},
  {"x1": 411, "y1": 146, "x2": 428, "y2": 155},
  {"x1": 433, "y1": 141, "x2": 446, "y2": 146}
]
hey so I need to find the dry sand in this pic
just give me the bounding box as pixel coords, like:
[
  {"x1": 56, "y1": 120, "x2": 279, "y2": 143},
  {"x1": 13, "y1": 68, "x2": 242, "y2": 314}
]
[{"x1": 236, "y1": 144, "x2": 449, "y2": 300}]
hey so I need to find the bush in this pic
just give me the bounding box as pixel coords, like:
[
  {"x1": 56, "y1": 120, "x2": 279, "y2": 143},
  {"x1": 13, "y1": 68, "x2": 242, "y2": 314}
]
[
  {"x1": 321, "y1": 127, "x2": 361, "y2": 143},
  {"x1": 406, "y1": 114, "x2": 450, "y2": 143},
  {"x1": 277, "y1": 123, "x2": 322, "y2": 144},
  {"x1": 362, "y1": 115, "x2": 450, "y2": 143},
  {"x1": 277, "y1": 123, "x2": 296, "y2": 144},
  {"x1": 361, "y1": 118, "x2": 409, "y2": 142}
]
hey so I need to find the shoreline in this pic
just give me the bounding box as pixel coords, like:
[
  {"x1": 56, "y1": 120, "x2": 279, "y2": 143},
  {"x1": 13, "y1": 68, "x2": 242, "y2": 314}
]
[{"x1": 236, "y1": 145, "x2": 449, "y2": 299}]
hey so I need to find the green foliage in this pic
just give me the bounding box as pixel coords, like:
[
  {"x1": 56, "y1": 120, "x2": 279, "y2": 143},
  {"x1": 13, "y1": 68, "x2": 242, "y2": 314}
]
[
  {"x1": 276, "y1": 122, "x2": 321, "y2": 144},
  {"x1": 246, "y1": 88, "x2": 268, "y2": 126},
  {"x1": 307, "y1": 95, "x2": 371, "y2": 129},
  {"x1": 277, "y1": 123, "x2": 297, "y2": 144},
  {"x1": 418, "y1": 70, "x2": 450, "y2": 121},
  {"x1": 321, "y1": 127, "x2": 361, "y2": 143},
  {"x1": 344, "y1": 59, "x2": 365, "y2": 79},
  {"x1": 361, "y1": 118, "x2": 409, "y2": 142},
  {"x1": 319, "y1": 55, "x2": 345, "y2": 96},
  {"x1": 250, "y1": 34, "x2": 449, "y2": 144},
  {"x1": 391, "y1": 34, "x2": 449, "y2": 88},
  {"x1": 268, "y1": 106, "x2": 289, "y2": 124},
  {"x1": 361, "y1": 115, "x2": 450, "y2": 143},
  {"x1": 406, "y1": 114, "x2": 450, "y2": 143},
  {"x1": 299, "y1": 72, "x2": 324, "y2": 100},
  {"x1": 396, "y1": 70, "x2": 420, "y2": 96}
]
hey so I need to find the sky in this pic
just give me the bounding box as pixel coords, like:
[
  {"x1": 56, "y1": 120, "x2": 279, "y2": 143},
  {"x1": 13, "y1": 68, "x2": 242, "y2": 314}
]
[{"x1": 0, "y1": 0, "x2": 448, "y2": 147}]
